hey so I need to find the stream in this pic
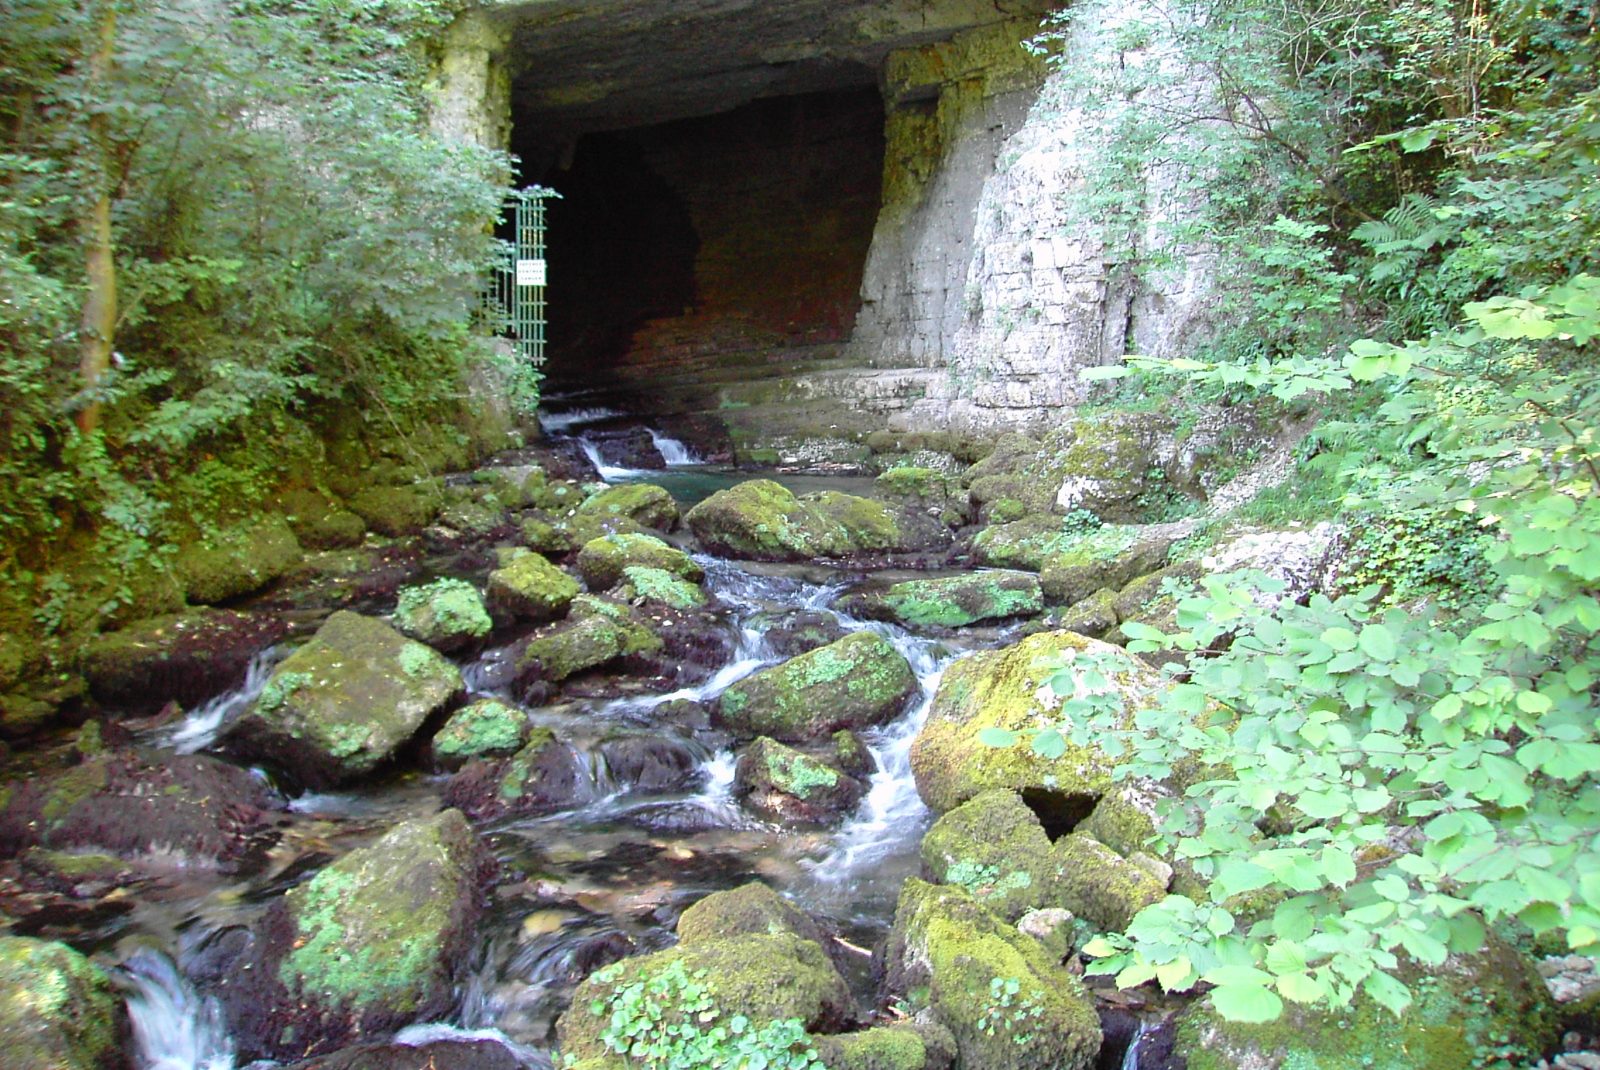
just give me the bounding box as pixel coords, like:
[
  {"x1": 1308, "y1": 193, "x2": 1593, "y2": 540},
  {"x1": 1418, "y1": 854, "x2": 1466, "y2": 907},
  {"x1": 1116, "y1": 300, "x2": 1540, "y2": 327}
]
[{"x1": 106, "y1": 413, "x2": 1001, "y2": 1069}]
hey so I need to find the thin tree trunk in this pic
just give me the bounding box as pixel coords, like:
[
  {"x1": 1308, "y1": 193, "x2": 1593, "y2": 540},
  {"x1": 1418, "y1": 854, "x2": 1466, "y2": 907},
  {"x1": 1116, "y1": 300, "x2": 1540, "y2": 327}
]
[{"x1": 76, "y1": 0, "x2": 117, "y2": 436}]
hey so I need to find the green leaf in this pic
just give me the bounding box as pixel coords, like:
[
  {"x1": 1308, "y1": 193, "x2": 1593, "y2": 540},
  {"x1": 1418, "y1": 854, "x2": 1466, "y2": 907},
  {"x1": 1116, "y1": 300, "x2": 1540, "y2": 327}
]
[
  {"x1": 978, "y1": 727, "x2": 1019, "y2": 748},
  {"x1": 1276, "y1": 971, "x2": 1326, "y2": 1004},
  {"x1": 1359, "y1": 624, "x2": 1398, "y2": 662},
  {"x1": 1362, "y1": 971, "x2": 1413, "y2": 1017},
  {"x1": 1211, "y1": 983, "x2": 1284, "y2": 1023}
]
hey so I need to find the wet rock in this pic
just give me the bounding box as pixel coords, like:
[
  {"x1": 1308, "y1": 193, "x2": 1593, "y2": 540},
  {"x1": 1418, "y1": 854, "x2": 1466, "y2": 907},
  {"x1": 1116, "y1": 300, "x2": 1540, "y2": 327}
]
[
  {"x1": 617, "y1": 566, "x2": 707, "y2": 610},
  {"x1": 575, "y1": 533, "x2": 703, "y2": 592},
  {"x1": 519, "y1": 512, "x2": 578, "y2": 556},
  {"x1": 223, "y1": 610, "x2": 462, "y2": 790},
  {"x1": 18, "y1": 848, "x2": 135, "y2": 900},
  {"x1": 716, "y1": 631, "x2": 917, "y2": 741},
  {"x1": 280, "y1": 487, "x2": 367, "y2": 550},
  {"x1": 832, "y1": 729, "x2": 876, "y2": 777},
  {"x1": 884, "y1": 879, "x2": 1101, "y2": 1070},
  {"x1": 675, "y1": 881, "x2": 830, "y2": 949},
  {"x1": 347, "y1": 483, "x2": 441, "y2": 537},
  {"x1": 760, "y1": 609, "x2": 849, "y2": 657},
  {"x1": 485, "y1": 549, "x2": 581, "y2": 625},
  {"x1": 1049, "y1": 832, "x2": 1167, "y2": 931},
  {"x1": 1040, "y1": 531, "x2": 1174, "y2": 607},
  {"x1": 911, "y1": 630, "x2": 1165, "y2": 814},
  {"x1": 920, "y1": 789, "x2": 1055, "y2": 922},
  {"x1": 430, "y1": 699, "x2": 530, "y2": 770},
  {"x1": 599, "y1": 735, "x2": 700, "y2": 793},
  {"x1": 178, "y1": 514, "x2": 304, "y2": 605},
  {"x1": 219, "y1": 810, "x2": 489, "y2": 1062},
  {"x1": 583, "y1": 427, "x2": 667, "y2": 472},
  {"x1": 685, "y1": 479, "x2": 950, "y2": 562},
  {"x1": 515, "y1": 615, "x2": 627, "y2": 687},
  {"x1": 1174, "y1": 934, "x2": 1556, "y2": 1070},
  {"x1": 962, "y1": 415, "x2": 1173, "y2": 522},
  {"x1": 813, "y1": 1022, "x2": 956, "y2": 1070},
  {"x1": 734, "y1": 737, "x2": 865, "y2": 825},
  {"x1": 443, "y1": 729, "x2": 588, "y2": 821},
  {"x1": 282, "y1": 1035, "x2": 523, "y2": 1070},
  {"x1": 0, "y1": 935, "x2": 125, "y2": 1070},
  {"x1": 875, "y1": 465, "x2": 969, "y2": 528},
  {"x1": 79, "y1": 608, "x2": 288, "y2": 712},
  {"x1": 0, "y1": 749, "x2": 276, "y2": 869},
  {"x1": 264, "y1": 544, "x2": 427, "y2": 617},
  {"x1": 843, "y1": 570, "x2": 1043, "y2": 630},
  {"x1": 392, "y1": 578, "x2": 492, "y2": 653},
  {"x1": 575, "y1": 483, "x2": 680, "y2": 532}
]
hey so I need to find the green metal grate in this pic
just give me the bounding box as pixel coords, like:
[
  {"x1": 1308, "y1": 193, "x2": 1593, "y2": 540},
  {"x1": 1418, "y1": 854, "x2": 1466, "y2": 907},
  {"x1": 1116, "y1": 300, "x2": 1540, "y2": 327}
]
[{"x1": 480, "y1": 185, "x2": 559, "y2": 365}]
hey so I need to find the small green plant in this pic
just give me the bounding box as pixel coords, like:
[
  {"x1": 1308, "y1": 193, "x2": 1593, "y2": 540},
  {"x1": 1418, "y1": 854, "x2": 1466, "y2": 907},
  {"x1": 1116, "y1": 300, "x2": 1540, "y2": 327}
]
[
  {"x1": 576, "y1": 959, "x2": 826, "y2": 1070},
  {"x1": 975, "y1": 976, "x2": 1045, "y2": 1045},
  {"x1": 1059, "y1": 508, "x2": 1103, "y2": 536}
]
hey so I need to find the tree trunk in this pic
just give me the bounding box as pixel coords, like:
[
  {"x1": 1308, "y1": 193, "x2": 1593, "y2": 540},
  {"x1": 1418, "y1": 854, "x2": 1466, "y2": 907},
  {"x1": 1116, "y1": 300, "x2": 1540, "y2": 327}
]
[{"x1": 76, "y1": 0, "x2": 117, "y2": 436}]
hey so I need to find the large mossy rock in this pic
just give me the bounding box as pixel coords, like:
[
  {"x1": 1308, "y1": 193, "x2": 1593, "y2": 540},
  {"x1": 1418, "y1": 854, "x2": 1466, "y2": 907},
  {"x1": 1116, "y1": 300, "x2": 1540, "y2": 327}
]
[
  {"x1": 430, "y1": 698, "x2": 529, "y2": 770},
  {"x1": 347, "y1": 484, "x2": 440, "y2": 537},
  {"x1": 919, "y1": 789, "x2": 1055, "y2": 922},
  {"x1": 179, "y1": 514, "x2": 304, "y2": 604},
  {"x1": 734, "y1": 737, "x2": 864, "y2": 825},
  {"x1": 223, "y1": 610, "x2": 462, "y2": 789},
  {"x1": 884, "y1": 879, "x2": 1101, "y2": 1070},
  {"x1": 442, "y1": 728, "x2": 588, "y2": 821},
  {"x1": 0, "y1": 936, "x2": 124, "y2": 1070},
  {"x1": 812, "y1": 1023, "x2": 956, "y2": 1070},
  {"x1": 557, "y1": 934, "x2": 853, "y2": 1063},
  {"x1": 685, "y1": 479, "x2": 949, "y2": 562},
  {"x1": 617, "y1": 566, "x2": 707, "y2": 610},
  {"x1": 844, "y1": 571, "x2": 1042, "y2": 630},
  {"x1": 79, "y1": 607, "x2": 288, "y2": 711},
  {"x1": 674, "y1": 882, "x2": 830, "y2": 949},
  {"x1": 1173, "y1": 935, "x2": 1555, "y2": 1070},
  {"x1": 485, "y1": 550, "x2": 580, "y2": 624},
  {"x1": 1048, "y1": 832, "x2": 1167, "y2": 931},
  {"x1": 961, "y1": 415, "x2": 1172, "y2": 522},
  {"x1": 575, "y1": 533, "x2": 703, "y2": 592},
  {"x1": 910, "y1": 630, "x2": 1164, "y2": 814},
  {"x1": 392, "y1": 578, "x2": 492, "y2": 653},
  {"x1": 576, "y1": 483, "x2": 681, "y2": 532},
  {"x1": 1039, "y1": 530, "x2": 1174, "y2": 607},
  {"x1": 220, "y1": 810, "x2": 487, "y2": 1061},
  {"x1": 716, "y1": 631, "x2": 917, "y2": 741},
  {"x1": 0, "y1": 748, "x2": 277, "y2": 869}
]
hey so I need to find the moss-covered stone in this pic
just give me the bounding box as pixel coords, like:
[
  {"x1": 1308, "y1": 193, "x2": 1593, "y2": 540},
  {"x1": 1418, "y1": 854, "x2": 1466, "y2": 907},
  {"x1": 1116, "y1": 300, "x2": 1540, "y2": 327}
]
[
  {"x1": 675, "y1": 881, "x2": 829, "y2": 949},
  {"x1": 619, "y1": 566, "x2": 706, "y2": 610},
  {"x1": 79, "y1": 607, "x2": 288, "y2": 711},
  {"x1": 575, "y1": 532, "x2": 703, "y2": 591},
  {"x1": 520, "y1": 512, "x2": 577, "y2": 555},
  {"x1": 884, "y1": 879, "x2": 1100, "y2": 1070},
  {"x1": 716, "y1": 631, "x2": 917, "y2": 741},
  {"x1": 734, "y1": 737, "x2": 864, "y2": 825},
  {"x1": 920, "y1": 789, "x2": 1054, "y2": 921},
  {"x1": 685, "y1": 479, "x2": 950, "y2": 562},
  {"x1": 1076, "y1": 783, "x2": 1164, "y2": 858},
  {"x1": 854, "y1": 571, "x2": 1044, "y2": 630},
  {"x1": 179, "y1": 514, "x2": 304, "y2": 604},
  {"x1": 224, "y1": 610, "x2": 462, "y2": 789},
  {"x1": 557, "y1": 933, "x2": 853, "y2": 1063},
  {"x1": 808, "y1": 490, "x2": 952, "y2": 555},
  {"x1": 0, "y1": 936, "x2": 123, "y2": 1070},
  {"x1": 392, "y1": 577, "x2": 492, "y2": 653},
  {"x1": 910, "y1": 630, "x2": 1164, "y2": 814},
  {"x1": 442, "y1": 728, "x2": 587, "y2": 821},
  {"x1": 280, "y1": 487, "x2": 367, "y2": 550},
  {"x1": 347, "y1": 483, "x2": 440, "y2": 537},
  {"x1": 431, "y1": 699, "x2": 529, "y2": 769},
  {"x1": 574, "y1": 483, "x2": 680, "y2": 532},
  {"x1": 759, "y1": 609, "x2": 849, "y2": 657},
  {"x1": 833, "y1": 729, "x2": 876, "y2": 776},
  {"x1": 1048, "y1": 832, "x2": 1167, "y2": 931},
  {"x1": 1174, "y1": 935, "x2": 1556, "y2": 1070},
  {"x1": 515, "y1": 615, "x2": 625, "y2": 683},
  {"x1": 1050, "y1": 588, "x2": 1120, "y2": 639},
  {"x1": 813, "y1": 1024, "x2": 947, "y2": 1070},
  {"x1": 1039, "y1": 532, "x2": 1173, "y2": 607},
  {"x1": 485, "y1": 549, "x2": 580, "y2": 624},
  {"x1": 567, "y1": 594, "x2": 666, "y2": 658}
]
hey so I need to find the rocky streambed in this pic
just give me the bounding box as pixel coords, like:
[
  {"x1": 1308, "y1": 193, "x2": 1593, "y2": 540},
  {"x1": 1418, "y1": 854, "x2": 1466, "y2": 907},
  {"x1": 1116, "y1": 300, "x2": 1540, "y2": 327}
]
[{"x1": 0, "y1": 414, "x2": 1588, "y2": 1070}]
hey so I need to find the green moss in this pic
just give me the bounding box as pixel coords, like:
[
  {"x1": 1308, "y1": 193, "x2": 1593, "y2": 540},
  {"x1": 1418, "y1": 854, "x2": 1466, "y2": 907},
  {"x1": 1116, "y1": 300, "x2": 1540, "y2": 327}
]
[
  {"x1": 258, "y1": 670, "x2": 312, "y2": 713},
  {"x1": 620, "y1": 565, "x2": 706, "y2": 610},
  {"x1": 486, "y1": 550, "x2": 580, "y2": 623},
  {"x1": 575, "y1": 483, "x2": 679, "y2": 531},
  {"x1": 178, "y1": 514, "x2": 304, "y2": 604},
  {"x1": 814, "y1": 1026, "x2": 932, "y2": 1070},
  {"x1": 347, "y1": 483, "x2": 440, "y2": 537},
  {"x1": 675, "y1": 882, "x2": 823, "y2": 947},
  {"x1": 497, "y1": 728, "x2": 560, "y2": 802},
  {"x1": 877, "y1": 571, "x2": 1043, "y2": 629},
  {"x1": 576, "y1": 532, "x2": 703, "y2": 591},
  {"x1": 0, "y1": 936, "x2": 121, "y2": 1070},
  {"x1": 1039, "y1": 530, "x2": 1171, "y2": 607},
  {"x1": 516, "y1": 616, "x2": 625, "y2": 682},
  {"x1": 921, "y1": 790, "x2": 1054, "y2": 921},
  {"x1": 39, "y1": 761, "x2": 110, "y2": 826},
  {"x1": 397, "y1": 640, "x2": 450, "y2": 679},
  {"x1": 1049, "y1": 832, "x2": 1166, "y2": 930},
  {"x1": 718, "y1": 631, "x2": 916, "y2": 740},
  {"x1": 764, "y1": 745, "x2": 840, "y2": 799},
  {"x1": 433, "y1": 699, "x2": 527, "y2": 764},
  {"x1": 393, "y1": 578, "x2": 491, "y2": 649}
]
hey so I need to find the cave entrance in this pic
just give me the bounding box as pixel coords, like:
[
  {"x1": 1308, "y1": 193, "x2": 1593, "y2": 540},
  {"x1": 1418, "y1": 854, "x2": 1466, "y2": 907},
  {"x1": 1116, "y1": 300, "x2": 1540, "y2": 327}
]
[{"x1": 511, "y1": 86, "x2": 887, "y2": 408}]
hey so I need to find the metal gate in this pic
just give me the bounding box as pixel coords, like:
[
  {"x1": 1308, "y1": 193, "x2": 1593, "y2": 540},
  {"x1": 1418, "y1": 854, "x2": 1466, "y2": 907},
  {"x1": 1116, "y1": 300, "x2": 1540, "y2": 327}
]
[{"x1": 481, "y1": 186, "x2": 559, "y2": 365}]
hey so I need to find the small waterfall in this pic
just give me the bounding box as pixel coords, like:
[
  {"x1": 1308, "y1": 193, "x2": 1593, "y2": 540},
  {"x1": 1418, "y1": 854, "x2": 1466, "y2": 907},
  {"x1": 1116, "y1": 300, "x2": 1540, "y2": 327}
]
[
  {"x1": 537, "y1": 407, "x2": 621, "y2": 434},
  {"x1": 158, "y1": 648, "x2": 281, "y2": 754},
  {"x1": 577, "y1": 436, "x2": 640, "y2": 482},
  {"x1": 648, "y1": 428, "x2": 703, "y2": 466},
  {"x1": 119, "y1": 949, "x2": 235, "y2": 1070},
  {"x1": 1121, "y1": 1020, "x2": 1148, "y2": 1070}
]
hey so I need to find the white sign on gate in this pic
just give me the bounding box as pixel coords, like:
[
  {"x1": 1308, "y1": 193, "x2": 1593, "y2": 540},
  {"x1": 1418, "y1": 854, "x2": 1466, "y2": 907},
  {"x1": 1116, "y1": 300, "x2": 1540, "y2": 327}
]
[{"x1": 516, "y1": 259, "x2": 547, "y2": 287}]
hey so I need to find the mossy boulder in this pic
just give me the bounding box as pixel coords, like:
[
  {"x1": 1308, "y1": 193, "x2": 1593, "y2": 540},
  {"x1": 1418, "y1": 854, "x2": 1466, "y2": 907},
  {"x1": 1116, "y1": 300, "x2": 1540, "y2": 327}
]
[
  {"x1": 575, "y1": 533, "x2": 703, "y2": 591},
  {"x1": 1039, "y1": 531, "x2": 1174, "y2": 607},
  {"x1": 79, "y1": 607, "x2": 288, "y2": 711},
  {"x1": 619, "y1": 565, "x2": 706, "y2": 610},
  {"x1": 179, "y1": 514, "x2": 304, "y2": 604},
  {"x1": 734, "y1": 737, "x2": 865, "y2": 825},
  {"x1": 1109, "y1": 562, "x2": 1205, "y2": 654},
  {"x1": 514, "y1": 615, "x2": 626, "y2": 685},
  {"x1": 875, "y1": 466, "x2": 966, "y2": 528},
  {"x1": 442, "y1": 728, "x2": 587, "y2": 821},
  {"x1": 220, "y1": 810, "x2": 487, "y2": 1061},
  {"x1": 685, "y1": 480, "x2": 949, "y2": 562},
  {"x1": 430, "y1": 699, "x2": 529, "y2": 770},
  {"x1": 1048, "y1": 832, "x2": 1167, "y2": 931},
  {"x1": 919, "y1": 789, "x2": 1055, "y2": 922},
  {"x1": 716, "y1": 631, "x2": 917, "y2": 741},
  {"x1": 1048, "y1": 588, "x2": 1120, "y2": 639},
  {"x1": 519, "y1": 512, "x2": 578, "y2": 555},
  {"x1": 812, "y1": 1023, "x2": 956, "y2": 1070},
  {"x1": 0, "y1": 748, "x2": 277, "y2": 869},
  {"x1": 961, "y1": 416, "x2": 1172, "y2": 522},
  {"x1": 224, "y1": 610, "x2": 462, "y2": 789},
  {"x1": 0, "y1": 936, "x2": 124, "y2": 1070},
  {"x1": 575, "y1": 483, "x2": 680, "y2": 532},
  {"x1": 969, "y1": 514, "x2": 1092, "y2": 571},
  {"x1": 280, "y1": 487, "x2": 367, "y2": 550},
  {"x1": 557, "y1": 933, "x2": 853, "y2": 1063},
  {"x1": 807, "y1": 490, "x2": 952, "y2": 556},
  {"x1": 675, "y1": 882, "x2": 830, "y2": 949},
  {"x1": 910, "y1": 630, "x2": 1164, "y2": 814},
  {"x1": 485, "y1": 550, "x2": 580, "y2": 624},
  {"x1": 567, "y1": 594, "x2": 666, "y2": 658},
  {"x1": 884, "y1": 879, "x2": 1100, "y2": 1070},
  {"x1": 347, "y1": 483, "x2": 440, "y2": 537},
  {"x1": 1174, "y1": 935, "x2": 1555, "y2": 1070},
  {"x1": 392, "y1": 578, "x2": 492, "y2": 653},
  {"x1": 845, "y1": 571, "x2": 1043, "y2": 630}
]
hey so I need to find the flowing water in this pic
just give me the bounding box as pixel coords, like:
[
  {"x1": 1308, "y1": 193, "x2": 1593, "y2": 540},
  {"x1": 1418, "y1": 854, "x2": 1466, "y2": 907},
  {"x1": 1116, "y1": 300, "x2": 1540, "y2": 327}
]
[{"x1": 101, "y1": 461, "x2": 1010, "y2": 1070}]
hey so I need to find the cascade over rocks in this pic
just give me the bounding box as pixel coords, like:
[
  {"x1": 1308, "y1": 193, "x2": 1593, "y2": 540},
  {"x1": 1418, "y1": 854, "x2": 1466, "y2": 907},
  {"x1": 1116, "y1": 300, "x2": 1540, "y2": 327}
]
[{"x1": 78, "y1": 607, "x2": 288, "y2": 711}]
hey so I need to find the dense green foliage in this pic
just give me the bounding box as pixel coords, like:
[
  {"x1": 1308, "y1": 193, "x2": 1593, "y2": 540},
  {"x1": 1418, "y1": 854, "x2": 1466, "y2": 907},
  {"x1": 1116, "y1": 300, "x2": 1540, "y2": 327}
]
[
  {"x1": 1009, "y1": 0, "x2": 1600, "y2": 1027},
  {"x1": 0, "y1": 0, "x2": 517, "y2": 639}
]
